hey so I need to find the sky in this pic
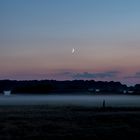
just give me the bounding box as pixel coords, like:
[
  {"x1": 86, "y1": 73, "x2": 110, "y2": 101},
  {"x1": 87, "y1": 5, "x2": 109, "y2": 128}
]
[{"x1": 0, "y1": 0, "x2": 140, "y2": 85}]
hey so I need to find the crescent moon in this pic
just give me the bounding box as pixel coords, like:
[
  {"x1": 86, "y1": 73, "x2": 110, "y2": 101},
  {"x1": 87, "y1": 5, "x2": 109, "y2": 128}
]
[{"x1": 72, "y1": 48, "x2": 75, "y2": 53}]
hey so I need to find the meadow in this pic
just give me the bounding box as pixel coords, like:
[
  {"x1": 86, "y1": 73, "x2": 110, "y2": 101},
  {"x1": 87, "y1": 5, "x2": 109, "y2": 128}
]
[{"x1": 0, "y1": 105, "x2": 140, "y2": 139}]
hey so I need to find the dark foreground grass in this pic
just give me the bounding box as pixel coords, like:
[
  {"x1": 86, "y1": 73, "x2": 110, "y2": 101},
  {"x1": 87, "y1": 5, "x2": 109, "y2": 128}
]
[{"x1": 0, "y1": 106, "x2": 140, "y2": 140}]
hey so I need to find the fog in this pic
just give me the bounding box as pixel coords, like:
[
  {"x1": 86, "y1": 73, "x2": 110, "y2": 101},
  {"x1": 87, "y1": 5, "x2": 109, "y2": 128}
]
[{"x1": 0, "y1": 94, "x2": 140, "y2": 107}]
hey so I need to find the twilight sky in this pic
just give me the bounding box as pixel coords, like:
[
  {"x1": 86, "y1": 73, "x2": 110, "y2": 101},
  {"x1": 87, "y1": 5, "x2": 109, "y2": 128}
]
[{"x1": 0, "y1": 0, "x2": 140, "y2": 85}]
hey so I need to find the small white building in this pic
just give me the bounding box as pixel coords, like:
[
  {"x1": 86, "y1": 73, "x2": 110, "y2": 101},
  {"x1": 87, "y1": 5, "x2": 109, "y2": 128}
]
[
  {"x1": 95, "y1": 89, "x2": 100, "y2": 93},
  {"x1": 123, "y1": 90, "x2": 127, "y2": 94},
  {"x1": 128, "y1": 90, "x2": 134, "y2": 94},
  {"x1": 88, "y1": 88, "x2": 100, "y2": 93},
  {"x1": 3, "y1": 90, "x2": 11, "y2": 96}
]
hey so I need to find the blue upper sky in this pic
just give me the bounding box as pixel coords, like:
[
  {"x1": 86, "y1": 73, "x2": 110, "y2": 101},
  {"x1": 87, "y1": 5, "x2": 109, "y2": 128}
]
[{"x1": 1, "y1": 0, "x2": 140, "y2": 39}]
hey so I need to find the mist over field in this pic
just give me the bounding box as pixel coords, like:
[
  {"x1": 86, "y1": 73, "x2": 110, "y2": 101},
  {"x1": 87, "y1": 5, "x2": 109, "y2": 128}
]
[{"x1": 0, "y1": 94, "x2": 140, "y2": 107}]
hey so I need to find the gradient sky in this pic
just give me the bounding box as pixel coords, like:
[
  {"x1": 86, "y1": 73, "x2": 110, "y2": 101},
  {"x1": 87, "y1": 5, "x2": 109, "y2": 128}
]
[{"x1": 0, "y1": 0, "x2": 140, "y2": 85}]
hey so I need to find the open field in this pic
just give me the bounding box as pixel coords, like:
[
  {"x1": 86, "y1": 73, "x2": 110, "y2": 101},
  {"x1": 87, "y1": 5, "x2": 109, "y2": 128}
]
[{"x1": 0, "y1": 105, "x2": 140, "y2": 139}]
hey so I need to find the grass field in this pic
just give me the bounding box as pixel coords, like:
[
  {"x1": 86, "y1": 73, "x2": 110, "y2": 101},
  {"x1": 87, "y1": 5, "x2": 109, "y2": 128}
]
[{"x1": 0, "y1": 105, "x2": 140, "y2": 139}]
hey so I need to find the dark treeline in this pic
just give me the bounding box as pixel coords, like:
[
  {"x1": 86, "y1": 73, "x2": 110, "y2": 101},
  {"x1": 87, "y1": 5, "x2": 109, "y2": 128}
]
[{"x1": 0, "y1": 80, "x2": 140, "y2": 94}]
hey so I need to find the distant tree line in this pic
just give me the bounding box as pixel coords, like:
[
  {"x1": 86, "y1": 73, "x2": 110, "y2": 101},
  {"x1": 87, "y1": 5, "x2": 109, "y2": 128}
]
[{"x1": 0, "y1": 80, "x2": 140, "y2": 95}]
